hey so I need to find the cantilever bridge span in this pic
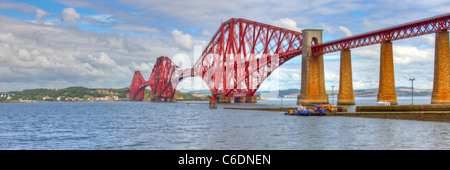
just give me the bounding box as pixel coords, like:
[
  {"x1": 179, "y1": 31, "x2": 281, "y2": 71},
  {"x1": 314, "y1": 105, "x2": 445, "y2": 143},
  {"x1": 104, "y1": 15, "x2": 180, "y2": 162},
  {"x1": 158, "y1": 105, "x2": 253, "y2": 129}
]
[{"x1": 129, "y1": 13, "x2": 450, "y2": 105}]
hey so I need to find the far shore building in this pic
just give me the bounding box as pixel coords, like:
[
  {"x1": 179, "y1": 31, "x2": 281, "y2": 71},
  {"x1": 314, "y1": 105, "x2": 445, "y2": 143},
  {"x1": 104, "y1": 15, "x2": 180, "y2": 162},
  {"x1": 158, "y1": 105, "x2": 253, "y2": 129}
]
[
  {"x1": 42, "y1": 95, "x2": 53, "y2": 100},
  {"x1": 284, "y1": 93, "x2": 299, "y2": 98},
  {"x1": 192, "y1": 94, "x2": 205, "y2": 98}
]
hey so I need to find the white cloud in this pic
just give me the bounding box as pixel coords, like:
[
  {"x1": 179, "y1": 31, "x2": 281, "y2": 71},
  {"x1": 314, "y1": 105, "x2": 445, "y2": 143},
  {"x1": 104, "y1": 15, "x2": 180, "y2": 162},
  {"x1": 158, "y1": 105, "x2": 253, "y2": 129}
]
[
  {"x1": 0, "y1": 2, "x2": 49, "y2": 21},
  {"x1": 362, "y1": 17, "x2": 375, "y2": 30},
  {"x1": 170, "y1": 29, "x2": 193, "y2": 50},
  {"x1": 0, "y1": 15, "x2": 182, "y2": 91},
  {"x1": 131, "y1": 62, "x2": 154, "y2": 74},
  {"x1": 87, "y1": 14, "x2": 115, "y2": 23},
  {"x1": 171, "y1": 53, "x2": 193, "y2": 68},
  {"x1": 421, "y1": 35, "x2": 435, "y2": 46},
  {"x1": 95, "y1": 52, "x2": 117, "y2": 67},
  {"x1": 202, "y1": 30, "x2": 212, "y2": 36},
  {"x1": 320, "y1": 23, "x2": 335, "y2": 34},
  {"x1": 352, "y1": 45, "x2": 380, "y2": 59},
  {"x1": 89, "y1": 52, "x2": 131, "y2": 74},
  {"x1": 338, "y1": 26, "x2": 353, "y2": 36},
  {"x1": 393, "y1": 46, "x2": 433, "y2": 65},
  {"x1": 61, "y1": 8, "x2": 82, "y2": 27},
  {"x1": 108, "y1": 23, "x2": 159, "y2": 34},
  {"x1": 0, "y1": 32, "x2": 13, "y2": 41},
  {"x1": 1, "y1": 0, "x2": 447, "y2": 91},
  {"x1": 273, "y1": 18, "x2": 301, "y2": 32},
  {"x1": 35, "y1": 9, "x2": 49, "y2": 21}
]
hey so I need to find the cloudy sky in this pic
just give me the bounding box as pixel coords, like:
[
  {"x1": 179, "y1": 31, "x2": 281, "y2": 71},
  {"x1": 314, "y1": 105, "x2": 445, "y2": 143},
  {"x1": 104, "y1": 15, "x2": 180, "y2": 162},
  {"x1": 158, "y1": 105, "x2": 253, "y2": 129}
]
[{"x1": 0, "y1": 0, "x2": 449, "y2": 92}]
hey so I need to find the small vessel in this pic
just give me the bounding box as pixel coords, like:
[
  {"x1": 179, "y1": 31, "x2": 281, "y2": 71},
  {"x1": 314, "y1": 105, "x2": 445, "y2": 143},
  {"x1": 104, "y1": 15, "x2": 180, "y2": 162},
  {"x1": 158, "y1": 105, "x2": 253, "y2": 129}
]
[
  {"x1": 285, "y1": 104, "x2": 336, "y2": 116},
  {"x1": 376, "y1": 101, "x2": 390, "y2": 106}
]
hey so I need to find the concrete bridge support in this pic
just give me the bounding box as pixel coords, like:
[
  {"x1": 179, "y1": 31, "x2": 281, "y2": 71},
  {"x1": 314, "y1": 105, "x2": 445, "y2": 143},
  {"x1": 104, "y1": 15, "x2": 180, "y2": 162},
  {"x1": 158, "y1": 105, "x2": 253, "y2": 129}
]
[
  {"x1": 234, "y1": 97, "x2": 246, "y2": 103},
  {"x1": 233, "y1": 96, "x2": 257, "y2": 103},
  {"x1": 432, "y1": 30, "x2": 450, "y2": 104},
  {"x1": 297, "y1": 29, "x2": 329, "y2": 106},
  {"x1": 151, "y1": 97, "x2": 176, "y2": 102},
  {"x1": 209, "y1": 101, "x2": 218, "y2": 109},
  {"x1": 377, "y1": 41, "x2": 398, "y2": 105},
  {"x1": 337, "y1": 49, "x2": 355, "y2": 105},
  {"x1": 245, "y1": 96, "x2": 257, "y2": 103},
  {"x1": 217, "y1": 96, "x2": 232, "y2": 103}
]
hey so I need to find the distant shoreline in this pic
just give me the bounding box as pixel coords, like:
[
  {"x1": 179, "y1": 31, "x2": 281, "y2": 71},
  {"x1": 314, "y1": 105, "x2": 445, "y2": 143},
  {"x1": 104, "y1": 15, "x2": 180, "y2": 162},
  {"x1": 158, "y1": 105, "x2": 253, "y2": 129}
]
[{"x1": 1, "y1": 86, "x2": 433, "y2": 103}]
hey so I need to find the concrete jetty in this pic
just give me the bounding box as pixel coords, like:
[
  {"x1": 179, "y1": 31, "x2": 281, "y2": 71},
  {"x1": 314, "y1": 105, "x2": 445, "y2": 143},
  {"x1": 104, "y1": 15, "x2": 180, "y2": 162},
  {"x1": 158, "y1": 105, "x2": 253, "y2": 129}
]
[{"x1": 224, "y1": 104, "x2": 450, "y2": 122}]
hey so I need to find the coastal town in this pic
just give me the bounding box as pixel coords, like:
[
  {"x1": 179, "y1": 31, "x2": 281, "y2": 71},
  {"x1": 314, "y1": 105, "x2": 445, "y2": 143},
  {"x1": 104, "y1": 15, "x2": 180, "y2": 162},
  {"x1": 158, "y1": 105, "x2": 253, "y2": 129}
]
[
  {"x1": 0, "y1": 85, "x2": 211, "y2": 103},
  {"x1": 0, "y1": 87, "x2": 127, "y2": 103}
]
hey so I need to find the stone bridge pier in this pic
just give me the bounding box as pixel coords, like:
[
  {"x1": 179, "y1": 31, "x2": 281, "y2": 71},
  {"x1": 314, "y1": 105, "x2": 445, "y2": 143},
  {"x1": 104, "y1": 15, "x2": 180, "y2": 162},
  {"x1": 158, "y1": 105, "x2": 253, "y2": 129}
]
[
  {"x1": 432, "y1": 30, "x2": 450, "y2": 104},
  {"x1": 377, "y1": 41, "x2": 398, "y2": 105},
  {"x1": 298, "y1": 30, "x2": 450, "y2": 106},
  {"x1": 297, "y1": 29, "x2": 329, "y2": 106},
  {"x1": 337, "y1": 49, "x2": 355, "y2": 105}
]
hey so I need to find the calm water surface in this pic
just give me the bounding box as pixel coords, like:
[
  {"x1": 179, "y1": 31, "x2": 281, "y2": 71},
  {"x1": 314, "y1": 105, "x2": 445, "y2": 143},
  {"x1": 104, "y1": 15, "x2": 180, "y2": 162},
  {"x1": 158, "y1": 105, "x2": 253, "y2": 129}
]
[{"x1": 1, "y1": 96, "x2": 449, "y2": 149}]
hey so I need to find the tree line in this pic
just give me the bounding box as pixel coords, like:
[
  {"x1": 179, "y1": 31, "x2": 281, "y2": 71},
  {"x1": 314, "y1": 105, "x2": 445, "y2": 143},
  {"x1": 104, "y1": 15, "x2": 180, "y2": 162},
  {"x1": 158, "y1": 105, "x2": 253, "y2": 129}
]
[{"x1": 1, "y1": 86, "x2": 127, "y2": 101}]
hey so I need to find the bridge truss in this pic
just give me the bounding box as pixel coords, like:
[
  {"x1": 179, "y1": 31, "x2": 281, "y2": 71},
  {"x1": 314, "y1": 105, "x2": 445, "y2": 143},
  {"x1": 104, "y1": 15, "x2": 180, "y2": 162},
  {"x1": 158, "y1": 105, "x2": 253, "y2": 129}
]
[{"x1": 129, "y1": 13, "x2": 450, "y2": 101}]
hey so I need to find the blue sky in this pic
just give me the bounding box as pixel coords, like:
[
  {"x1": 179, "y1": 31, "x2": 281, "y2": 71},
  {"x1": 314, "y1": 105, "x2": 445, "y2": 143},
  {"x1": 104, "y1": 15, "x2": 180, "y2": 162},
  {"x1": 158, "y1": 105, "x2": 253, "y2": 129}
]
[{"x1": 0, "y1": 0, "x2": 449, "y2": 92}]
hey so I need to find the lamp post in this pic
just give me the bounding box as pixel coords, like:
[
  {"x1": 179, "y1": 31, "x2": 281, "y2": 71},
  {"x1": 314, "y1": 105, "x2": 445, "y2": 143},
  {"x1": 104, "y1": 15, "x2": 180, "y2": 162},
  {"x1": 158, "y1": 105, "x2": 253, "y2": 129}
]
[
  {"x1": 409, "y1": 78, "x2": 415, "y2": 105},
  {"x1": 331, "y1": 85, "x2": 335, "y2": 105}
]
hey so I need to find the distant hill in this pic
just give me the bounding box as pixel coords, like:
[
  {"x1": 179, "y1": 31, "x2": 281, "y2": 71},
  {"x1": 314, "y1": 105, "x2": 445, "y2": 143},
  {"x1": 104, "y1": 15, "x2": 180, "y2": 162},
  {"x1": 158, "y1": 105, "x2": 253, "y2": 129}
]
[
  {"x1": 181, "y1": 87, "x2": 432, "y2": 98},
  {"x1": 1, "y1": 86, "x2": 127, "y2": 102},
  {"x1": 182, "y1": 88, "x2": 301, "y2": 97},
  {"x1": 394, "y1": 86, "x2": 432, "y2": 96},
  {"x1": 184, "y1": 90, "x2": 211, "y2": 96},
  {"x1": 4, "y1": 86, "x2": 429, "y2": 102},
  {"x1": 353, "y1": 86, "x2": 431, "y2": 97},
  {"x1": 0, "y1": 86, "x2": 201, "y2": 102},
  {"x1": 256, "y1": 88, "x2": 300, "y2": 98}
]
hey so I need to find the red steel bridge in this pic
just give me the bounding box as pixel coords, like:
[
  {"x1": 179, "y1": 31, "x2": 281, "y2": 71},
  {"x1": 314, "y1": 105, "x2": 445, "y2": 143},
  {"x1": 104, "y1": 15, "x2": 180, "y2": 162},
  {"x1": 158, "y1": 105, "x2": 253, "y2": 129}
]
[{"x1": 129, "y1": 13, "x2": 450, "y2": 105}]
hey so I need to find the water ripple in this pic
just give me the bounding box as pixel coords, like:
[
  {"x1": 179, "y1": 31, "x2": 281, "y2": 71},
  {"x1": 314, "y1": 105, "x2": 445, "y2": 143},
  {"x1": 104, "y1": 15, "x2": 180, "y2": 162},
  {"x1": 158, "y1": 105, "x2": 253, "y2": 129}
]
[{"x1": 0, "y1": 98, "x2": 449, "y2": 150}]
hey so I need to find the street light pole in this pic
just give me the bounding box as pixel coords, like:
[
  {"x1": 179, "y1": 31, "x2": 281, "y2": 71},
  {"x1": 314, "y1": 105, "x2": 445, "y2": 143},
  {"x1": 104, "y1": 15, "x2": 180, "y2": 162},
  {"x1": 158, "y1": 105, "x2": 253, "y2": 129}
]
[
  {"x1": 409, "y1": 78, "x2": 415, "y2": 105},
  {"x1": 331, "y1": 85, "x2": 335, "y2": 105}
]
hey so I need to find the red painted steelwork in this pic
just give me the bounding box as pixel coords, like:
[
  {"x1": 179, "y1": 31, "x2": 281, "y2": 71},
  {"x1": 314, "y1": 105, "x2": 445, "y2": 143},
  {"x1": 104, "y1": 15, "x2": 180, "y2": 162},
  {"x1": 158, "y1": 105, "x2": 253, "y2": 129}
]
[
  {"x1": 129, "y1": 56, "x2": 189, "y2": 101},
  {"x1": 149, "y1": 56, "x2": 192, "y2": 101},
  {"x1": 130, "y1": 18, "x2": 303, "y2": 101},
  {"x1": 192, "y1": 18, "x2": 303, "y2": 97},
  {"x1": 130, "y1": 70, "x2": 147, "y2": 101},
  {"x1": 130, "y1": 13, "x2": 450, "y2": 101},
  {"x1": 312, "y1": 13, "x2": 450, "y2": 55}
]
